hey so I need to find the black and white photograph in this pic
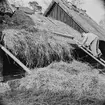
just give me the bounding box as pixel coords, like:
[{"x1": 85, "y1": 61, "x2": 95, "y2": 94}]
[{"x1": 0, "y1": 0, "x2": 105, "y2": 105}]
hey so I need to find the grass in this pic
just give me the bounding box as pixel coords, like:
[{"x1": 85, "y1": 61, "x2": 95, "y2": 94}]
[{"x1": 0, "y1": 61, "x2": 105, "y2": 105}]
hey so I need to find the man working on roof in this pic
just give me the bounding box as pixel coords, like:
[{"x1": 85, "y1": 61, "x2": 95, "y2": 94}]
[{"x1": 80, "y1": 32, "x2": 102, "y2": 58}]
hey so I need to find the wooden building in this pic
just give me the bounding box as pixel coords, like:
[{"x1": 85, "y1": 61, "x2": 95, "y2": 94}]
[{"x1": 44, "y1": 0, "x2": 105, "y2": 41}]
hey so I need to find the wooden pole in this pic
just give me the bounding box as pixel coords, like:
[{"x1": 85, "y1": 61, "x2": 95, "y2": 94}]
[
  {"x1": 0, "y1": 45, "x2": 32, "y2": 74},
  {"x1": 51, "y1": 31, "x2": 74, "y2": 39},
  {"x1": 74, "y1": 39, "x2": 105, "y2": 68}
]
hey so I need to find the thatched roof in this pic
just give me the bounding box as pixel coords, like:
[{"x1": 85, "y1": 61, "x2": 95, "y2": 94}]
[
  {"x1": 29, "y1": 14, "x2": 81, "y2": 41},
  {"x1": 44, "y1": 0, "x2": 105, "y2": 41},
  {"x1": 2, "y1": 11, "x2": 82, "y2": 68}
]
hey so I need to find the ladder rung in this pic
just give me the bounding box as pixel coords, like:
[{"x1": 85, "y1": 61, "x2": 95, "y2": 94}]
[{"x1": 78, "y1": 45, "x2": 105, "y2": 67}]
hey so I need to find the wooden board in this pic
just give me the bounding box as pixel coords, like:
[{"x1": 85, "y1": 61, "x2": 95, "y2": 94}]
[
  {"x1": 0, "y1": 45, "x2": 32, "y2": 74},
  {"x1": 74, "y1": 39, "x2": 105, "y2": 68}
]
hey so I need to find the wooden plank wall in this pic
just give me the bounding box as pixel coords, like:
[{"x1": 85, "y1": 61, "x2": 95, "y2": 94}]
[{"x1": 47, "y1": 3, "x2": 85, "y2": 33}]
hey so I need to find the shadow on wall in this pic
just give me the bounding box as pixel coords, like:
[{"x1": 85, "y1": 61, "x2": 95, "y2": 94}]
[{"x1": 99, "y1": 40, "x2": 105, "y2": 60}]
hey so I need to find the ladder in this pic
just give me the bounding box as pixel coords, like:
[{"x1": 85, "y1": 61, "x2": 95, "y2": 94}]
[
  {"x1": 75, "y1": 40, "x2": 105, "y2": 67},
  {"x1": 52, "y1": 31, "x2": 105, "y2": 68}
]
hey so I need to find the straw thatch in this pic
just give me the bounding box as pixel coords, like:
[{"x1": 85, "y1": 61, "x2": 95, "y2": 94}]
[
  {"x1": 1, "y1": 61, "x2": 105, "y2": 105},
  {"x1": 3, "y1": 28, "x2": 73, "y2": 68}
]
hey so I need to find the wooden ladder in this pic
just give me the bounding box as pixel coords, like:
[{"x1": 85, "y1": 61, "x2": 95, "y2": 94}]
[
  {"x1": 52, "y1": 31, "x2": 105, "y2": 68},
  {"x1": 76, "y1": 40, "x2": 105, "y2": 67},
  {"x1": 73, "y1": 39, "x2": 105, "y2": 69}
]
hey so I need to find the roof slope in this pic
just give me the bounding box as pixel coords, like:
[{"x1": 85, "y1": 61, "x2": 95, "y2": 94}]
[
  {"x1": 29, "y1": 14, "x2": 81, "y2": 42},
  {"x1": 44, "y1": 0, "x2": 105, "y2": 41}
]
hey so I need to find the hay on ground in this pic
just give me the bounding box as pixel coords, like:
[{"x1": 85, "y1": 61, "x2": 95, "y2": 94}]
[
  {"x1": 3, "y1": 61, "x2": 105, "y2": 105},
  {"x1": 19, "y1": 61, "x2": 105, "y2": 101}
]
